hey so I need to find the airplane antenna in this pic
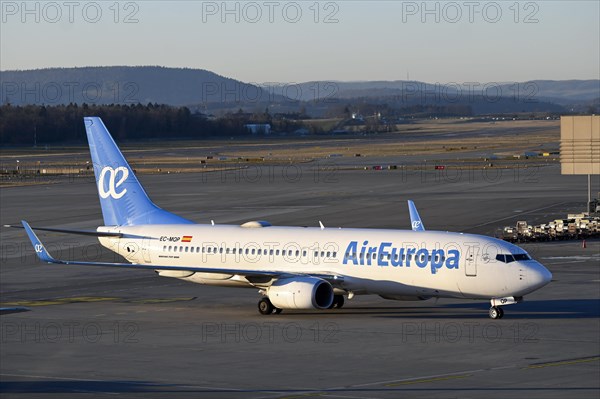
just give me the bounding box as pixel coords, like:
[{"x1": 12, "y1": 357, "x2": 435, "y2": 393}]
[
  {"x1": 319, "y1": 221, "x2": 325, "y2": 230},
  {"x1": 211, "y1": 220, "x2": 215, "y2": 226}
]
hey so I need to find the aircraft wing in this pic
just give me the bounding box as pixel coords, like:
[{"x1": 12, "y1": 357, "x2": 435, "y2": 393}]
[{"x1": 21, "y1": 221, "x2": 343, "y2": 284}]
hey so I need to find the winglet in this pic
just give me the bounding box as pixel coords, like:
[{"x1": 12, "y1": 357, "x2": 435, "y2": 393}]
[
  {"x1": 21, "y1": 221, "x2": 56, "y2": 263},
  {"x1": 407, "y1": 200, "x2": 425, "y2": 231}
]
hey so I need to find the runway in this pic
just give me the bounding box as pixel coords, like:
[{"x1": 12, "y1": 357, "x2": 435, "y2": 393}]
[{"x1": 1, "y1": 161, "x2": 599, "y2": 398}]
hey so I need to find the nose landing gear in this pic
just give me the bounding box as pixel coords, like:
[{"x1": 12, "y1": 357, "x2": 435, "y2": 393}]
[
  {"x1": 489, "y1": 306, "x2": 504, "y2": 319},
  {"x1": 489, "y1": 296, "x2": 522, "y2": 319}
]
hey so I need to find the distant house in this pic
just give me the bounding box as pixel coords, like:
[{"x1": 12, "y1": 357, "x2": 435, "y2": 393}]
[{"x1": 244, "y1": 124, "x2": 271, "y2": 135}]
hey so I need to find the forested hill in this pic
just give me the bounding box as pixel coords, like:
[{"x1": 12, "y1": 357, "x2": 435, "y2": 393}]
[
  {"x1": 1, "y1": 66, "x2": 596, "y2": 116},
  {"x1": 0, "y1": 66, "x2": 275, "y2": 106}
]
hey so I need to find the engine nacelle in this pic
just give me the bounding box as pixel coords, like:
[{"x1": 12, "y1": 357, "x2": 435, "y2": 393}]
[{"x1": 267, "y1": 277, "x2": 334, "y2": 310}]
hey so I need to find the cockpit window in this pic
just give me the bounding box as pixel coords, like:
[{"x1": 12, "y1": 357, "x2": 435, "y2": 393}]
[
  {"x1": 496, "y1": 253, "x2": 531, "y2": 263},
  {"x1": 496, "y1": 254, "x2": 513, "y2": 263}
]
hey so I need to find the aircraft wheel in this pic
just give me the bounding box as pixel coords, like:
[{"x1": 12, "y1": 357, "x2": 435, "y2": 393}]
[
  {"x1": 273, "y1": 307, "x2": 283, "y2": 314},
  {"x1": 258, "y1": 298, "x2": 274, "y2": 315},
  {"x1": 333, "y1": 295, "x2": 345, "y2": 309},
  {"x1": 497, "y1": 307, "x2": 504, "y2": 319},
  {"x1": 489, "y1": 306, "x2": 501, "y2": 319}
]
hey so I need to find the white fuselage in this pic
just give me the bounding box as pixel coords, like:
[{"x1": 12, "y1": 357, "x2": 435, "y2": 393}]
[{"x1": 98, "y1": 224, "x2": 551, "y2": 300}]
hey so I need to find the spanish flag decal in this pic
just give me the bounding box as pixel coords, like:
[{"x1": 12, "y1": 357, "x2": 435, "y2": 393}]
[{"x1": 182, "y1": 236, "x2": 193, "y2": 243}]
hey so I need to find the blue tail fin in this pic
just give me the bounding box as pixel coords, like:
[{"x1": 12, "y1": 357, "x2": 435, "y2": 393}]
[
  {"x1": 84, "y1": 117, "x2": 193, "y2": 226},
  {"x1": 408, "y1": 200, "x2": 425, "y2": 231}
]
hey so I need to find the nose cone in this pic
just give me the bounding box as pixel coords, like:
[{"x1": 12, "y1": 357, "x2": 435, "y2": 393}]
[{"x1": 528, "y1": 262, "x2": 552, "y2": 291}]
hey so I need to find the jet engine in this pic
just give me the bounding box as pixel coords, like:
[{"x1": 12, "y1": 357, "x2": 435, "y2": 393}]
[{"x1": 267, "y1": 277, "x2": 334, "y2": 309}]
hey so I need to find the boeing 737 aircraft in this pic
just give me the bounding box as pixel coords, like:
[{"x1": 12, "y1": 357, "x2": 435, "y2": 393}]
[{"x1": 16, "y1": 117, "x2": 552, "y2": 319}]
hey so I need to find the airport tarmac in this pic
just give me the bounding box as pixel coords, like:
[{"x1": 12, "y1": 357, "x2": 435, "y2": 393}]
[{"x1": 1, "y1": 161, "x2": 599, "y2": 398}]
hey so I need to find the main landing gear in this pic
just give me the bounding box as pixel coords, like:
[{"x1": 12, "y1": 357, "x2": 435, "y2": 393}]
[
  {"x1": 257, "y1": 298, "x2": 282, "y2": 315},
  {"x1": 257, "y1": 295, "x2": 346, "y2": 315},
  {"x1": 328, "y1": 295, "x2": 345, "y2": 309}
]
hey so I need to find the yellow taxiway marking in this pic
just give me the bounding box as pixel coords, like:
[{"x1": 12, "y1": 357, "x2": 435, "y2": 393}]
[
  {"x1": 277, "y1": 394, "x2": 323, "y2": 399},
  {"x1": 525, "y1": 356, "x2": 600, "y2": 369},
  {"x1": 1, "y1": 296, "x2": 196, "y2": 307},
  {"x1": 386, "y1": 374, "x2": 471, "y2": 386},
  {"x1": 130, "y1": 297, "x2": 196, "y2": 304},
  {"x1": 0, "y1": 297, "x2": 117, "y2": 307}
]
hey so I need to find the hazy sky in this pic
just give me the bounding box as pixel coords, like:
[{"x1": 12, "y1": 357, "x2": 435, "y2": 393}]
[{"x1": 1, "y1": 1, "x2": 599, "y2": 83}]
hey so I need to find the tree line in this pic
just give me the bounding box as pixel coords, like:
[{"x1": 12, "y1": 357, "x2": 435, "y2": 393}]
[{"x1": 0, "y1": 103, "x2": 261, "y2": 146}]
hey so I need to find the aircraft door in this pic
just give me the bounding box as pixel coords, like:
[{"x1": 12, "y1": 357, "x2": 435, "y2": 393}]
[
  {"x1": 142, "y1": 237, "x2": 152, "y2": 263},
  {"x1": 464, "y1": 242, "x2": 479, "y2": 277}
]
